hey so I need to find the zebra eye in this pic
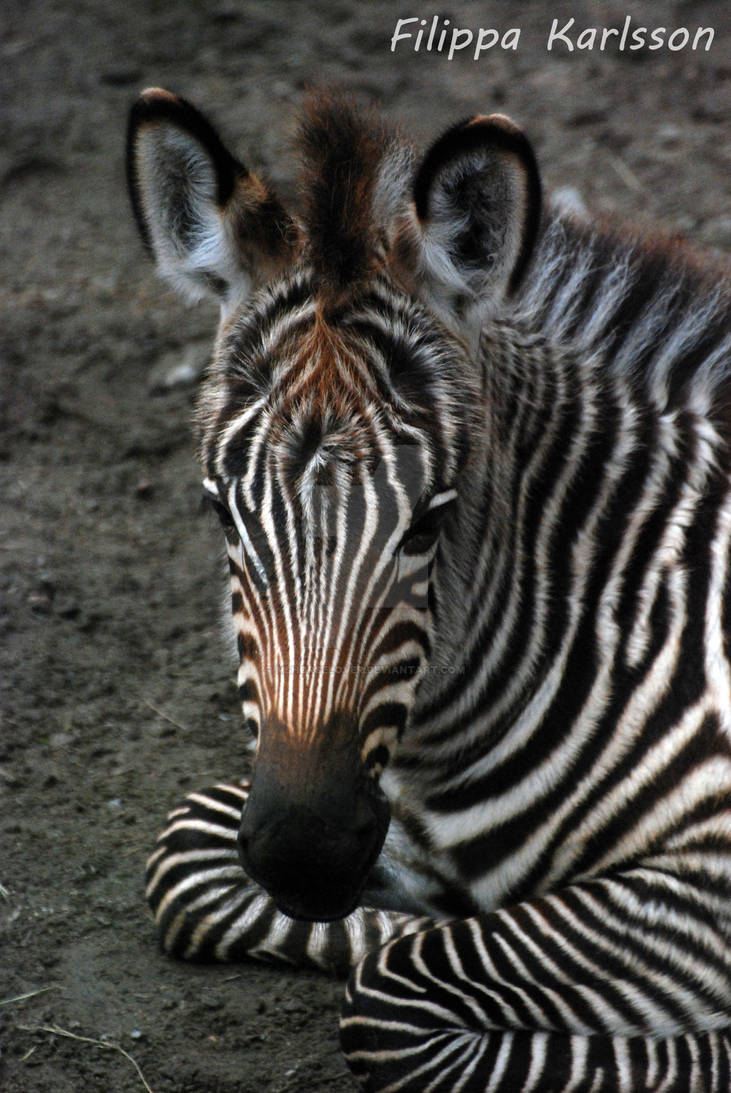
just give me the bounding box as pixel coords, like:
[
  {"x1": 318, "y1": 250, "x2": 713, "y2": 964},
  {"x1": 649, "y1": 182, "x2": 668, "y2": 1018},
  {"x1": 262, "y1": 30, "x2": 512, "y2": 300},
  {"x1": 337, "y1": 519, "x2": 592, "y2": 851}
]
[
  {"x1": 399, "y1": 511, "x2": 444, "y2": 556},
  {"x1": 201, "y1": 482, "x2": 237, "y2": 536},
  {"x1": 399, "y1": 490, "x2": 457, "y2": 557}
]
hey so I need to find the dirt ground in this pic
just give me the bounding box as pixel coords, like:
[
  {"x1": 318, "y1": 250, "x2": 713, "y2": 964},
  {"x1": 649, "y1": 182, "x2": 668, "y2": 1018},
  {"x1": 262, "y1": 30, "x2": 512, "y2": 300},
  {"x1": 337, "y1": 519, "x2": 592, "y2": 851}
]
[{"x1": 1, "y1": 1, "x2": 728, "y2": 1090}]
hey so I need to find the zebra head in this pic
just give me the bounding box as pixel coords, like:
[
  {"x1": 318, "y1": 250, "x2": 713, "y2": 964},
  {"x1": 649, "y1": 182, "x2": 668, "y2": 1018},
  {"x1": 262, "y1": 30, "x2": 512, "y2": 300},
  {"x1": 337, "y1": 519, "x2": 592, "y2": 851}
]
[{"x1": 127, "y1": 89, "x2": 541, "y2": 920}]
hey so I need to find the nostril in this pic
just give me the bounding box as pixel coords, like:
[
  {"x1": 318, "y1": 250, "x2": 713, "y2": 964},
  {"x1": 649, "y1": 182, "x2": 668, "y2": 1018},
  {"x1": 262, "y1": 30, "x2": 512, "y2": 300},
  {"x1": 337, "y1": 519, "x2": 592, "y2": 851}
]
[
  {"x1": 350, "y1": 806, "x2": 380, "y2": 859},
  {"x1": 236, "y1": 813, "x2": 254, "y2": 869}
]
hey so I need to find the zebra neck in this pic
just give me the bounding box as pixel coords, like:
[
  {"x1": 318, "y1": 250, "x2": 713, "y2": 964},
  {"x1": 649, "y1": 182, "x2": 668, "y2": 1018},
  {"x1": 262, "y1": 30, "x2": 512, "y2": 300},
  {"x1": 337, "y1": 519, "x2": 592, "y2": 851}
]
[
  {"x1": 404, "y1": 207, "x2": 730, "y2": 783},
  {"x1": 414, "y1": 316, "x2": 577, "y2": 724}
]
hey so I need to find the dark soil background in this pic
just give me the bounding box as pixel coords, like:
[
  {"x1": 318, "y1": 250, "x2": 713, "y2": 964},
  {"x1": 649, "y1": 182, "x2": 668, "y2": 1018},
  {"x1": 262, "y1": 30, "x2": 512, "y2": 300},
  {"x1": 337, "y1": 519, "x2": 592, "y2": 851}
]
[{"x1": 1, "y1": 1, "x2": 728, "y2": 1090}]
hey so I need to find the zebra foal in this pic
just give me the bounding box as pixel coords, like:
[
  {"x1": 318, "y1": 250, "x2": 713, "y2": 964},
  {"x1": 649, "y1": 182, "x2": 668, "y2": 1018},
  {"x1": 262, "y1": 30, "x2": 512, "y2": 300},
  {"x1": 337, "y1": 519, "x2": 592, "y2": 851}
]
[{"x1": 127, "y1": 88, "x2": 731, "y2": 1091}]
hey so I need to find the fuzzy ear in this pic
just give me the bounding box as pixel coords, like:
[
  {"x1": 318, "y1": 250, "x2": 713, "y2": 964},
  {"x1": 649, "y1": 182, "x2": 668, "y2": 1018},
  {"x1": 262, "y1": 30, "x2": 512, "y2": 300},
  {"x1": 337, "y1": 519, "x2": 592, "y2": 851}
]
[
  {"x1": 403, "y1": 114, "x2": 541, "y2": 323},
  {"x1": 126, "y1": 88, "x2": 298, "y2": 306}
]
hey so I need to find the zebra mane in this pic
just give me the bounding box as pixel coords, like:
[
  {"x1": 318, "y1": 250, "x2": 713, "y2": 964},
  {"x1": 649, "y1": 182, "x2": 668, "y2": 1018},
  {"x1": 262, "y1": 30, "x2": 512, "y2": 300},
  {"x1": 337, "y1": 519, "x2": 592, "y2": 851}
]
[
  {"x1": 518, "y1": 206, "x2": 731, "y2": 412},
  {"x1": 297, "y1": 92, "x2": 405, "y2": 293}
]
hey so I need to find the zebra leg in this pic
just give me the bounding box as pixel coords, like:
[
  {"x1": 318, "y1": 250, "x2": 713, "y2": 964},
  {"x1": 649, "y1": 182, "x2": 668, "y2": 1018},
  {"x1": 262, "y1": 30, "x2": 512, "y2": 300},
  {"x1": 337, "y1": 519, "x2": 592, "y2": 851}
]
[
  {"x1": 145, "y1": 783, "x2": 433, "y2": 975},
  {"x1": 340, "y1": 868, "x2": 731, "y2": 1092}
]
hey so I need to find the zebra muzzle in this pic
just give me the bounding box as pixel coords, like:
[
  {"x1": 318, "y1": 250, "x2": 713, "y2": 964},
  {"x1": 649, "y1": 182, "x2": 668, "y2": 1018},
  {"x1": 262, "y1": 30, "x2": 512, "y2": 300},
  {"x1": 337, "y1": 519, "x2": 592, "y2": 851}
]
[{"x1": 237, "y1": 737, "x2": 390, "y2": 922}]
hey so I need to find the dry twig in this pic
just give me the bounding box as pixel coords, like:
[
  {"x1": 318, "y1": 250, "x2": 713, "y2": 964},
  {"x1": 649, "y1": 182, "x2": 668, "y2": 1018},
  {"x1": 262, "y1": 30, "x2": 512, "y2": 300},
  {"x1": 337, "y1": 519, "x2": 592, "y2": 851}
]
[
  {"x1": 0, "y1": 985, "x2": 57, "y2": 1007},
  {"x1": 16, "y1": 1023, "x2": 155, "y2": 1093},
  {"x1": 143, "y1": 698, "x2": 188, "y2": 733}
]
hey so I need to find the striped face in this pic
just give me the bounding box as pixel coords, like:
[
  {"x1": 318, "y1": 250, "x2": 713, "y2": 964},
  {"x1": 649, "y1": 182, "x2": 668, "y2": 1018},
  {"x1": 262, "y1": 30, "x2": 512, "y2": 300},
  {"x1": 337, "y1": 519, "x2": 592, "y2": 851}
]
[
  {"x1": 197, "y1": 274, "x2": 469, "y2": 918},
  {"x1": 199, "y1": 274, "x2": 466, "y2": 770}
]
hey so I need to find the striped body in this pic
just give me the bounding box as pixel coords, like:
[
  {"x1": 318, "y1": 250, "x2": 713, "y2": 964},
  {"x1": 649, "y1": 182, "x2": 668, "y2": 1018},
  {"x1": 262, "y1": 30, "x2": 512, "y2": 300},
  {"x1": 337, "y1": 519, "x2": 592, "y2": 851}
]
[
  {"x1": 128, "y1": 91, "x2": 731, "y2": 1091},
  {"x1": 401, "y1": 215, "x2": 731, "y2": 917}
]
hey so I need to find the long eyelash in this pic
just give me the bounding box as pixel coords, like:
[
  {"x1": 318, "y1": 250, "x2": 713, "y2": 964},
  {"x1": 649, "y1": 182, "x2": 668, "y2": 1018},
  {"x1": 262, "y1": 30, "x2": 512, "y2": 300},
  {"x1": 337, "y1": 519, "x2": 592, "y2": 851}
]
[
  {"x1": 398, "y1": 493, "x2": 457, "y2": 556},
  {"x1": 201, "y1": 490, "x2": 237, "y2": 536}
]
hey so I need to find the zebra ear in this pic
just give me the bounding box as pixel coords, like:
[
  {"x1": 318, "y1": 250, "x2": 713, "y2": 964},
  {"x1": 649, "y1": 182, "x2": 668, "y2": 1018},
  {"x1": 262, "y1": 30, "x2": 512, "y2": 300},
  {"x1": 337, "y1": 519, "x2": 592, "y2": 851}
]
[
  {"x1": 409, "y1": 114, "x2": 542, "y2": 320},
  {"x1": 126, "y1": 89, "x2": 298, "y2": 306}
]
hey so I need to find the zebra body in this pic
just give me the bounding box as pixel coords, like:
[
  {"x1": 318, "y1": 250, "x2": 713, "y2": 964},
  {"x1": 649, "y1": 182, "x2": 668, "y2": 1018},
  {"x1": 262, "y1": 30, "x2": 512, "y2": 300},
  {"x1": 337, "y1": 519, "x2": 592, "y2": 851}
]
[{"x1": 128, "y1": 89, "x2": 731, "y2": 1091}]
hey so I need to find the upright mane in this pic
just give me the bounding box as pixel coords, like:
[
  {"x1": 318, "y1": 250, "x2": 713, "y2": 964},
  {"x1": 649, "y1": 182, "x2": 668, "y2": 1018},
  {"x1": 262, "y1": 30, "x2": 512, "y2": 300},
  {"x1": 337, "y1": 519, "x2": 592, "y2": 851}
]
[{"x1": 296, "y1": 93, "x2": 402, "y2": 292}]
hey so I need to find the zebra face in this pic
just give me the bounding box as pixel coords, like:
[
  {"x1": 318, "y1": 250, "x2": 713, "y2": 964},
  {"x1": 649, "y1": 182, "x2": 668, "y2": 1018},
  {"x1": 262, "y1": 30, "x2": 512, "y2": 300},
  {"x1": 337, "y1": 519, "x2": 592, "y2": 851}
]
[
  {"x1": 198, "y1": 300, "x2": 464, "y2": 919},
  {"x1": 128, "y1": 89, "x2": 540, "y2": 918}
]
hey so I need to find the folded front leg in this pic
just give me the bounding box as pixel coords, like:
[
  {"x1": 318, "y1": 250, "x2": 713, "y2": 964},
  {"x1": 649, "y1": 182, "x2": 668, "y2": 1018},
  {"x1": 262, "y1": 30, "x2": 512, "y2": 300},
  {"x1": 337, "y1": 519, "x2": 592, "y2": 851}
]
[
  {"x1": 145, "y1": 783, "x2": 434, "y2": 975},
  {"x1": 340, "y1": 867, "x2": 731, "y2": 1091}
]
